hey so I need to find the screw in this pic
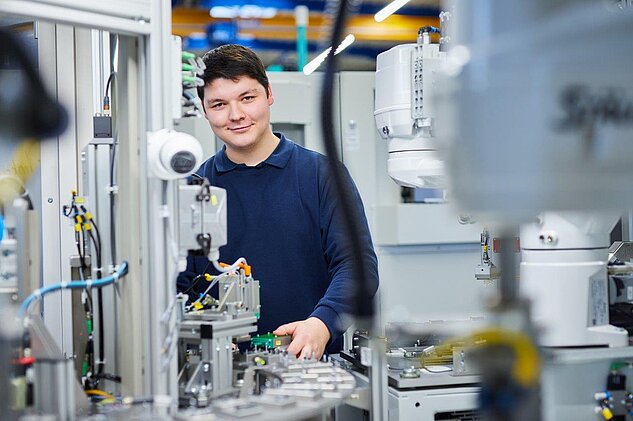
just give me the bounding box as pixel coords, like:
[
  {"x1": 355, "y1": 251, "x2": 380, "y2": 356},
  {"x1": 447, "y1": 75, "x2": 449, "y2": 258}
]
[{"x1": 47, "y1": 198, "x2": 53, "y2": 203}]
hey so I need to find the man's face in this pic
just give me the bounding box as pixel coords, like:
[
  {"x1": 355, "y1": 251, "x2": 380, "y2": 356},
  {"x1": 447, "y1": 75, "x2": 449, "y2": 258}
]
[{"x1": 203, "y1": 75, "x2": 274, "y2": 152}]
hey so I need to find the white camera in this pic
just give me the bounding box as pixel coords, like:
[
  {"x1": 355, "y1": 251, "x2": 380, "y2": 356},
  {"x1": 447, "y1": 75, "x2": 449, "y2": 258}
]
[{"x1": 147, "y1": 129, "x2": 204, "y2": 180}]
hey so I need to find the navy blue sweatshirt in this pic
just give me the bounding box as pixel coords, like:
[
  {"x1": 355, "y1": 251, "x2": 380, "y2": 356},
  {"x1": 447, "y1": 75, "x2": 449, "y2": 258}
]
[{"x1": 178, "y1": 133, "x2": 379, "y2": 353}]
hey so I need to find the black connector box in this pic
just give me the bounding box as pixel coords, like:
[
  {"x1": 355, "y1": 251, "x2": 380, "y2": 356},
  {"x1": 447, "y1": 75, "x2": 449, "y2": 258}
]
[{"x1": 93, "y1": 115, "x2": 112, "y2": 138}]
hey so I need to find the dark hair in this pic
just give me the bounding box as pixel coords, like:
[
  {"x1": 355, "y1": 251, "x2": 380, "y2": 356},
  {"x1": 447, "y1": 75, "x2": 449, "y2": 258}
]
[{"x1": 197, "y1": 44, "x2": 270, "y2": 102}]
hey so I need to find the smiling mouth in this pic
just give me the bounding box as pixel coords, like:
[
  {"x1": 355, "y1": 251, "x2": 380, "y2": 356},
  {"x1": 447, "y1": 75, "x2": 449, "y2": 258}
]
[{"x1": 229, "y1": 124, "x2": 252, "y2": 131}]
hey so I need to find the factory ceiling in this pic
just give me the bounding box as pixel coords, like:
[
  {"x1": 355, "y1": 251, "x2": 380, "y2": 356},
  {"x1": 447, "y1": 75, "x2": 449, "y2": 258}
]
[{"x1": 172, "y1": 0, "x2": 441, "y2": 70}]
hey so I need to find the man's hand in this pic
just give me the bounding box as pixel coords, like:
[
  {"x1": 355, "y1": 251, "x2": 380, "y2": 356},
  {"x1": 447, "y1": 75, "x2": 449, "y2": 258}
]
[{"x1": 273, "y1": 317, "x2": 331, "y2": 360}]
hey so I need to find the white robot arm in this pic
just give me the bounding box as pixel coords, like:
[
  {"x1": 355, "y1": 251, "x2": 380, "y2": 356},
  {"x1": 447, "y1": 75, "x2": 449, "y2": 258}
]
[{"x1": 374, "y1": 27, "x2": 446, "y2": 188}]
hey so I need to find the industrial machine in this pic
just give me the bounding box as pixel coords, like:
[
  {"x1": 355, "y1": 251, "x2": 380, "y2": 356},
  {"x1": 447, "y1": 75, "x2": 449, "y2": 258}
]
[
  {"x1": 0, "y1": 3, "x2": 359, "y2": 420},
  {"x1": 374, "y1": 25, "x2": 446, "y2": 189},
  {"x1": 369, "y1": 16, "x2": 489, "y2": 420},
  {"x1": 373, "y1": 1, "x2": 633, "y2": 419},
  {"x1": 337, "y1": 327, "x2": 481, "y2": 421},
  {"x1": 440, "y1": 1, "x2": 633, "y2": 420},
  {"x1": 4, "y1": 0, "x2": 633, "y2": 420}
]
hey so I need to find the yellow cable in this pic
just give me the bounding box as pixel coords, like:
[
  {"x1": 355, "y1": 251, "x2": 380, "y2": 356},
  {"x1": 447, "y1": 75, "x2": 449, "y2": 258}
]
[
  {"x1": 85, "y1": 389, "x2": 116, "y2": 400},
  {"x1": 9, "y1": 138, "x2": 39, "y2": 182},
  {"x1": 426, "y1": 328, "x2": 540, "y2": 388},
  {"x1": 0, "y1": 138, "x2": 39, "y2": 206},
  {"x1": 471, "y1": 328, "x2": 540, "y2": 388}
]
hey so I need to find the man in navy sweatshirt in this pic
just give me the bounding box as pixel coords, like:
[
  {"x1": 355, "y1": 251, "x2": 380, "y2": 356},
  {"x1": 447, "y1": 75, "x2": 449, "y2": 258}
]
[{"x1": 180, "y1": 44, "x2": 379, "y2": 359}]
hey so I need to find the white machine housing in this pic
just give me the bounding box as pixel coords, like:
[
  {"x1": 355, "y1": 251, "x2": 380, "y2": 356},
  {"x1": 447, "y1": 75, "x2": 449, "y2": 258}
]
[
  {"x1": 374, "y1": 33, "x2": 446, "y2": 188},
  {"x1": 437, "y1": 1, "x2": 633, "y2": 215},
  {"x1": 520, "y1": 211, "x2": 628, "y2": 347}
]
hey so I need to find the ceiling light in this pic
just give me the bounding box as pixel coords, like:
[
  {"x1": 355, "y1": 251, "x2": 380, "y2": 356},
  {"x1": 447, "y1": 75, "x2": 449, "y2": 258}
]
[
  {"x1": 374, "y1": 0, "x2": 411, "y2": 23},
  {"x1": 210, "y1": 6, "x2": 238, "y2": 19},
  {"x1": 303, "y1": 34, "x2": 355, "y2": 75},
  {"x1": 210, "y1": 5, "x2": 277, "y2": 19}
]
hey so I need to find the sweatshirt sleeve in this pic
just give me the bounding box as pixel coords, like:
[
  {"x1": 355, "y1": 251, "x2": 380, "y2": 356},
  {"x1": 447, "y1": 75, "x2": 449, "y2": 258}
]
[{"x1": 310, "y1": 159, "x2": 379, "y2": 346}]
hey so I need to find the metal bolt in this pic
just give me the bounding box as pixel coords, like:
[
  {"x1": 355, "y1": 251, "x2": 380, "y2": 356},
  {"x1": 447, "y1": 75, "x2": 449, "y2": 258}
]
[
  {"x1": 47, "y1": 198, "x2": 53, "y2": 203},
  {"x1": 539, "y1": 233, "x2": 557, "y2": 244}
]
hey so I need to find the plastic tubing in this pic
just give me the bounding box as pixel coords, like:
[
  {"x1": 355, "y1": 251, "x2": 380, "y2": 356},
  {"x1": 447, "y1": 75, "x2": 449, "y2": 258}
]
[
  {"x1": 18, "y1": 261, "x2": 129, "y2": 317},
  {"x1": 212, "y1": 257, "x2": 248, "y2": 273}
]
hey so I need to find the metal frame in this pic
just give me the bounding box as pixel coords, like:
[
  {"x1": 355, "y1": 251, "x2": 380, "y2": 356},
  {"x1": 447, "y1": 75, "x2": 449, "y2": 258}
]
[
  {"x1": 0, "y1": 0, "x2": 178, "y2": 403},
  {"x1": 0, "y1": 1, "x2": 152, "y2": 35},
  {"x1": 179, "y1": 316, "x2": 258, "y2": 402},
  {"x1": 37, "y1": 22, "x2": 79, "y2": 356}
]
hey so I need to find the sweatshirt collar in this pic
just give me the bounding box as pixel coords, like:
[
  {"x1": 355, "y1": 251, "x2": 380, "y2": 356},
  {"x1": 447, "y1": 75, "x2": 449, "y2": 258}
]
[{"x1": 214, "y1": 132, "x2": 293, "y2": 173}]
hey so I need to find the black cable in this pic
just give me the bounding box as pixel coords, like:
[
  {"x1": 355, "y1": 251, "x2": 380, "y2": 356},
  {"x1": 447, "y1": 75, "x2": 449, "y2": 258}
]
[
  {"x1": 102, "y1": 59, "x2": 117, "y2": 381},
  {"x1": 81, "y1": 225, "x2": 87, "y2": 258},
  {"x1": 96, "y1": 289, "x2": 105, "y2": 375},
  {"x1": 75, "y1": 231, "x2": 85, "y2": 271},
  {"x1": 84, "y1": 287, "x2": 93, "y2": 313},
  {"x1": 93, "y1": 373, "x2": 121, "y2": 383},
  {"x1": 183, "y1": 260, "x2": 213, "y2": 295},
  {"x1": 103, "y1": 70, "x2": 118, "y2": 269},
  {"x1": 86, "y1": 227, "x2": 105, "y2": 376},
  {"x1": 89, "y1": 217, "x2": 103, "y2": 258},
  {"x1": 319, "y1": 0, "x2": 374, "y2": 321},
  {"x1": 87, "y1": 229, "x2": 101, "y2": 267},
  {"x1": 71, "y1": 205, "x2": 94, "y2": 382},
  {"x1": 63, "y1": 205, "x2": 73, "y2": 217},
  {"x1": 104, "y1": 72, "x2": 116, "y2": 99},
  {"x1": 80, "y1": 225, "x2": 95, "y2": 383},
  {"x1": 80, "y1": 206, "x2": 103, "y2": 250},
  {"x1": 109, "y1": 143, "x2": 117, "y2": 266}
]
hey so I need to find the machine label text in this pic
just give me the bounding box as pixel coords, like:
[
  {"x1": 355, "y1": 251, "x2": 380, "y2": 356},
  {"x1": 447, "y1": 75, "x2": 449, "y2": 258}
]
[{"x1": 555, "y1": 85, "x2": 633, "y2": 131}]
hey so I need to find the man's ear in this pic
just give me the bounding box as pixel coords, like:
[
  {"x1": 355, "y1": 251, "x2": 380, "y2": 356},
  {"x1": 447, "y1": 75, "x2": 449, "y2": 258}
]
[{"x1": 267, "y1": 85, "x2": 274, "y2": 106}]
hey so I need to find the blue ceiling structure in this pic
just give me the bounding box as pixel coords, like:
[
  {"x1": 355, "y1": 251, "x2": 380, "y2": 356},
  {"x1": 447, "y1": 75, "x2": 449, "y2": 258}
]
[
  {"x1": 174, "y1": 0, "x2": 439, "y2": 17},
  {"x1": 173, "y1": 0, "x2": 441, "y2": 70}
]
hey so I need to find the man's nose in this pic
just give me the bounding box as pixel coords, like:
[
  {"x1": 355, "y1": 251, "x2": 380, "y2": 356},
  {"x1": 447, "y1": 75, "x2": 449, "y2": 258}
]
[{"x1": 228, "y1": 103, "x2": 245, "y2": 121}]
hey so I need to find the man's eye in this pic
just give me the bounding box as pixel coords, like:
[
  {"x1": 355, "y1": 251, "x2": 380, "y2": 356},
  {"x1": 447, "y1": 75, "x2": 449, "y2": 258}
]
[
  {"x1": 243, "y1": 96, "x2": 255, "y2": 101},
  {"x1": 211, "y1": 103, "x2": 224, "y2": 109}
]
